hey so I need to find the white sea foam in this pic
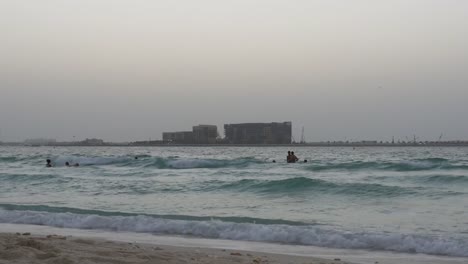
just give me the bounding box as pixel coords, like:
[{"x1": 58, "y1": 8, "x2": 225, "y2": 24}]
[
  {"x1": 166, "y1": 159, "x2": 224, "y2": 169},
  {"x1": 50, "y1": 155, "x2": 257, "y2": 169},
  {"x1": 400, "y1": 160, "x2": 437, "y2": 170},
  {"x1": 0, "y1": 210, "x2": 466, "y2": 257},
  {"x1": 52, "y1": 156, "x2": 128, "y2": 166}
]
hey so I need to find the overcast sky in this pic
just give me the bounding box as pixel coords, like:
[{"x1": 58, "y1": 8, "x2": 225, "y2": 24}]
[{"x1": 1, "y1": 0, "x2": 467, "y2": 142}]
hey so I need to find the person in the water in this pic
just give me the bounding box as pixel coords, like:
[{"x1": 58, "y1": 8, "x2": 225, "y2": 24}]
[
  {"x1": 65, "y1": 161, "x2": 79, "y2": 167},
  {"x1": 289, "y1": 151, "x2": 299, "y2": 163},
  {"x1": 46, "y1": 159, "x2": 53, "y2": 167},
  {"x1": 287, "y1": 151, "x2": 291, "y2": 162}
]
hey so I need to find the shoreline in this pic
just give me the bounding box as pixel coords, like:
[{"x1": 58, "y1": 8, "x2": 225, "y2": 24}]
[
  {"x1": 0, "y1": 144, "x2": 468, "y2": 149},
  {"x1": 1, "y1": 224, "x2": 467, "y2": 264},
  {"x1": 1, "y1": 233, "x2": 336, "y2": 264},
  {"x1": 2, "y1": 143, "x2": 468, "y2": 147},
  {"x1": 0, "y1": 226, "x2": 347, "y2": 264}
]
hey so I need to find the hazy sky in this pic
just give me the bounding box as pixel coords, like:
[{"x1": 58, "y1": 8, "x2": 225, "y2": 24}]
[{"x1": 1, "y1": 0, "x2": 468, "y2": 142}]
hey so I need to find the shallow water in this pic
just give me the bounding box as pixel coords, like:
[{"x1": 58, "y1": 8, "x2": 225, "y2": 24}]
[{"x1": 1, "y1": 146, "x2": 467, "y2": 256}]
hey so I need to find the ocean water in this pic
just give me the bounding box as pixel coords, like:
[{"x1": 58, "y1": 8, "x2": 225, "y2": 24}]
[{"x1": 0, "y1": 146, "x2": 467, "y2": 257}]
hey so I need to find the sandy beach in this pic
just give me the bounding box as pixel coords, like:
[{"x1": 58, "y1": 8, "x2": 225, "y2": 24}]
[
  {"x1": 0, "y1": 232, "x2": 348, "y2": 264},
  {"x1": 1, "y1": 224, "x2": 468, "y2": 264}
]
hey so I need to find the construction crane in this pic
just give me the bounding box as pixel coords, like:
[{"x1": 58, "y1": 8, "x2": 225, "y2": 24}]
[{"x1": 300, "y1": 127, "x2": 305, "y2": 144}]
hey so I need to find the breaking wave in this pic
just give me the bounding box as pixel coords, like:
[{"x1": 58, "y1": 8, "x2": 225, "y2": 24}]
[
  {"x1": 305, "y1": 158, "x2": 468, "y2": 172},
  {"x1": 48, "y1": 155, "x2": 264, "y2": 169},
  {"x1": 0, "y1": 207, "x2": 466, "y2": 257},
  {"x1": 7, "y1": 154, "x2": 467, "y2": 172},
  {"x1": 371, "y1": 174, "x2": 468, "y2": 185},
  {"x1": 218, "y1": 177, "x2": 419, "y2": 197}
]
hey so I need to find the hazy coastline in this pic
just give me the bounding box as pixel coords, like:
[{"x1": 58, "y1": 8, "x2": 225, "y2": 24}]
[{"x1": 2, "y1": 142, "x2": 468, "y2": 147}]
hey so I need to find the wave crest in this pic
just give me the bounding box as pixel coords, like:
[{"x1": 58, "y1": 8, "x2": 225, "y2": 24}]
[
  {"x1": 0, "y1": 209, "x2": 466, "y2": 257},
  {"x1": 305, "y1": 158, "x2": 468, "y2": 172},
  {"x1": 220, "y1": 177, "x2": 417, "y2": 197},
  {"x1": 49, "y1": 155, "x2": 263, "y2": 169}
]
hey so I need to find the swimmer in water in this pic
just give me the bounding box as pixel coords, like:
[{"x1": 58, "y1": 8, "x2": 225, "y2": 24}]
[{"x1": 290, "y1": 152, "x2": 299, "y2": 163}]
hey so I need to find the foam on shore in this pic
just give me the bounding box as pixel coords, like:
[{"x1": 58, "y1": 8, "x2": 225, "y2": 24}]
[
  {"x1": 0, "y1": 223, "x2": 467, "y2": 264},
  {"x1": 0, "y1": 209, "x2": 467, "y2": 257}
]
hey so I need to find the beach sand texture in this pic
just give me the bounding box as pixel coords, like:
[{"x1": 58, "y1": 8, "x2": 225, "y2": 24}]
[{"x1": 0, "y1": 233, "x2": 348, "y2": 264}]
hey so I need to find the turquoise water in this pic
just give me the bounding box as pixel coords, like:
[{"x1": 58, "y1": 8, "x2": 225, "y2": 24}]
[{"x1": 1, "y1": 146, "x2": 467, "y2": 256}]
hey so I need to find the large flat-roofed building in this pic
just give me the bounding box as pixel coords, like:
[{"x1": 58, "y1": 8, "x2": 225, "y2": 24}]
[
  {"x1": 162, "y1": 125, "x2": 218, "y2": 144},
  {"x1": 162, "y1": 131, "x2": 193, "y2": 144},
  {"x1": 81, "y1": 138, "x2": 104, "y2": 145},
  {"x1": 192, "y1": 125, "x2": 218, "y2": 144},
  {"x1": 224, "y1": 122, "x2": 292, "y2": 144}
]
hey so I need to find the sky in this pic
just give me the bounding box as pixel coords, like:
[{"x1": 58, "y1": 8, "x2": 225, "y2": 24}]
[{"x1": 1, "y1": 0, "x2": 467, "y2": 142}]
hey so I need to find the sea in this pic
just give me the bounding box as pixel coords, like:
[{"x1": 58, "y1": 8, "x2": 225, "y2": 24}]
[{"x1": 1, "y1": 146, "x2": 467, "y2": 259}]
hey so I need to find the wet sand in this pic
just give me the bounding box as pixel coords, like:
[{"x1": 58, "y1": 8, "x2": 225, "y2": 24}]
[
  {"x1": 0, "y1": 232, "x2": 349, "y2": 264},
  {"x1": 1, "y1": 224, "x2": 467, "y2": 264}
]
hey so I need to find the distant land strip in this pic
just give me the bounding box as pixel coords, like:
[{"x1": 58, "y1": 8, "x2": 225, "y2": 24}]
[{"x1": 2, "y1": 142, "x2": 468, "y2": 147}]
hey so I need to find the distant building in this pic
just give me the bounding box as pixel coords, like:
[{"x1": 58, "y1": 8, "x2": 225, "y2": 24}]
[
  {"x1": 192, "y1": 125, "x2": 218, "y2": 144},
  {"x1": 224, "y1": 122, "x2": 291, "y2": 144},
  {"x1": 132, "y1": 140, "x2": 164, "y2": 146},
  {"x1": 162, "y1": 131, "x2": 194, "y2": 144},
  {"x1": 361, "y1": 140, "x2": 378, "y2": 145},
  {"x1": 162, "y1": 125, "x2": 218, "y2": 144},
  {"x1": 81, "y1": 138, "x2": 104, "y2": 145},
  {"x1": 24, "y1": 138, "x2": 56, "y2": 146}
]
